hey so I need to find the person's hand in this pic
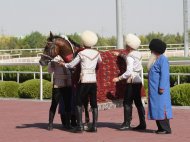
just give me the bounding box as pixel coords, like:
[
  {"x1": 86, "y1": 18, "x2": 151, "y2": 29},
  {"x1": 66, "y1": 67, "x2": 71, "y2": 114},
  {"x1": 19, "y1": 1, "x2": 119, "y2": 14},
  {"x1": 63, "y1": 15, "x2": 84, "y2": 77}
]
[
  {"x1": 112, "y1": 51, "x2": 119, "y2": 56},
  {"x1": 113, "y1": 77, "x2": 119, "y2": 82},
  {"x1": 158, "y1": 88, "x2": 164, "y2": 94}
]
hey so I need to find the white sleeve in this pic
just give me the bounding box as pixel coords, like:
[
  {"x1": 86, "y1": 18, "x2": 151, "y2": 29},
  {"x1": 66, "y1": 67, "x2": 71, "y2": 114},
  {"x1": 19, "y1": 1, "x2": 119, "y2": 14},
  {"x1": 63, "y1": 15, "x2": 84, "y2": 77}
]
[
  {"x1": 64, "y1": 54, "x2": 81, "y2": 68},
  {"x1": 120, "y1": 56, "x2": 134, "y2": 79}
]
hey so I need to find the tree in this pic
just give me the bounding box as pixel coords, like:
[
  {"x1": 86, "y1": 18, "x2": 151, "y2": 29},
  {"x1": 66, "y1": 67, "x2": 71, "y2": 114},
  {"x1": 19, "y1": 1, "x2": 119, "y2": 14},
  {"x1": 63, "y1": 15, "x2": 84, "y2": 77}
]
[
  {"x1": 0, "y1": 36, "x2": 10, "y2": 49},
  {"x1": 21, "y1": 31, "x2": 46, "y2": 49},
  {"x1": 107, "y1": 36, "x2": 116, "y2": 46},
  {"x1": 7, "y1": 37, "x2": 20, "y2": 49},
  {"x1": 67, "y1": 33, "x2": 81, "y2": 45}
]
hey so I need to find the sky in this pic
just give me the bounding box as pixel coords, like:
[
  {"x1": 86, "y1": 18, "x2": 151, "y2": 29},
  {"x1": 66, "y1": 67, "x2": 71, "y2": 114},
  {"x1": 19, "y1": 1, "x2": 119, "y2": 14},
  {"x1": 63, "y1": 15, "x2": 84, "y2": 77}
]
[{"x1": 0, "y1": 0, "x2": 189, "y2": 37}]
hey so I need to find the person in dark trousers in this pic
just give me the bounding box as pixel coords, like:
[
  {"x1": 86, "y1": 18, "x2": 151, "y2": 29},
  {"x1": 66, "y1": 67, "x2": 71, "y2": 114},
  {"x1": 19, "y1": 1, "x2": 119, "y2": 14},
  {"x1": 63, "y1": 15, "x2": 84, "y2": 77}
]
[
  {"x1": 47, "y1": 55, "x2": 73, "y2": 131},
  {"x1": 147, "y1": 39, "x2": 172, "y2": 134},
  {"x1": 59, "y1": 30, "x2": 102, "y2": 133},
  {"x1": 113, "y1": 33, "x2": 146, "y2": 130}
]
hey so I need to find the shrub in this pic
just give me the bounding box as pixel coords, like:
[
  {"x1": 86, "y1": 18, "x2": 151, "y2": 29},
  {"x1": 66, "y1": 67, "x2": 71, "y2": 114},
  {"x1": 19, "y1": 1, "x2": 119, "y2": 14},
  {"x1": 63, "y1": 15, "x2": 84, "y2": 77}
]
[
  {"x1": 43, "y1": 81, "x2": 52, "y2": 99},
  {"x1": 170, "y1": 83, "x2": 190, "y2": 106},
  {"x1": 0, "y1": 81, "x2": 19, "y2": 98},
  {"x1": 143, "y1": 79, "x2": 148, "y2": 95},
  {"x1": 18, "y1": 79, "x2": 52, "y2": 99}
]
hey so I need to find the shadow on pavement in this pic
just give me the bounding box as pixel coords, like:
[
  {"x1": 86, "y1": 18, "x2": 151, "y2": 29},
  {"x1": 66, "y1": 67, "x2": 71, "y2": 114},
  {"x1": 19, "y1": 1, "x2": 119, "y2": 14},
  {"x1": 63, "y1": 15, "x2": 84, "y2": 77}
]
[
  {"x1": 16, "y1": 123, "x2": 63, "y2": 130},
  {"x1": 131, "y1": 128, "x2": 156, "y2": 133},
  {"x1": 16, "y1": 122, "x2": 155, "y2": 134},
  {"x1": 97, "y1": 122, "x2": 155, "y2": 133},
  {"x1": 97, "y1": 122, "x2": 121, "y2": 130}
]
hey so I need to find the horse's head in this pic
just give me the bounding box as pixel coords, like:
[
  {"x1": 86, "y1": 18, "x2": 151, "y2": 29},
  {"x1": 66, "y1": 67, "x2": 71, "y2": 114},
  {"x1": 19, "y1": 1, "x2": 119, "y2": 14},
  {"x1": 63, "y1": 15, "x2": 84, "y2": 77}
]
[{"x1": 39, "y1": 32, "x2": 75, "y2": 66}]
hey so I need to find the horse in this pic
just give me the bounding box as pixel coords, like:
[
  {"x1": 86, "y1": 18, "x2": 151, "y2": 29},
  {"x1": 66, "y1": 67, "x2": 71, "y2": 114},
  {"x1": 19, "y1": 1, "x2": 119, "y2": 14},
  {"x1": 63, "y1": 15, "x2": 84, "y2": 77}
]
[
  {"x1": 39, "y1": 32, "x2": 75, "y2": 66},
  {"x1": 39, "y1": 32, "x2": 90, "y2": 125}
]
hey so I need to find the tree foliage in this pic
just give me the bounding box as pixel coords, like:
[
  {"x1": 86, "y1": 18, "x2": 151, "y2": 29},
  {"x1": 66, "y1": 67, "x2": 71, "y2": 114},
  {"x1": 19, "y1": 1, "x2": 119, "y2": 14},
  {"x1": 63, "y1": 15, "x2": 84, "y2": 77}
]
[
  {"x1": 0, "y1": 31, "x2": 185, "y2": 50},
  {"x1": 21, "y1": 31, "x2": 47, "y2": 49}
]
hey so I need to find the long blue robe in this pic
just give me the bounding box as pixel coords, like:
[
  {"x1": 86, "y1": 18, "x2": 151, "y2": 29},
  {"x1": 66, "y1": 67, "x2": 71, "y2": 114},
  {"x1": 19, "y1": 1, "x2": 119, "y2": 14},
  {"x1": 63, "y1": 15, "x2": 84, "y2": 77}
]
[{"x1": 148, "y1": 55, "x2": 173, "y2": 120}]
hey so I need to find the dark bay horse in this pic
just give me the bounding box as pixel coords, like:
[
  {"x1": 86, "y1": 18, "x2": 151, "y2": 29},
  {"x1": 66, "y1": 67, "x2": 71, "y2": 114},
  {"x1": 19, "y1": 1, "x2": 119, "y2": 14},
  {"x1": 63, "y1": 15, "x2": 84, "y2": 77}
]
[
  {"x1": 39, "y1": 32, "x2": 75, "y2": 66},
  {"x1": 39, "y1": 32, "x2": 90, "y2": 124}
]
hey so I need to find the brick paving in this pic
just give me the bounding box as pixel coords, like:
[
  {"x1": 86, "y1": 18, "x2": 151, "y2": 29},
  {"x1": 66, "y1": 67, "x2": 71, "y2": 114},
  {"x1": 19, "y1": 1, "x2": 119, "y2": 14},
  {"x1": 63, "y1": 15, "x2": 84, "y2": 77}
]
[{"x1": 0, "y1": 99, "x2": 190, "y2": 142}]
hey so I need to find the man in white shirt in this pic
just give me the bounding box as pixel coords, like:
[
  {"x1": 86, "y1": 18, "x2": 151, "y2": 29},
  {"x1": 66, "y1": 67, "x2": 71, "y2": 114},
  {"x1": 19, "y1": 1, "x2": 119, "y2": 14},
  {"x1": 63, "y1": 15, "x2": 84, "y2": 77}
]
[
  {"x1": 113, "y1": 34, "x2": 146, "y2": 130},
  {"x1": 59, "y1": 30, "x2": 102, "y2": 133}
]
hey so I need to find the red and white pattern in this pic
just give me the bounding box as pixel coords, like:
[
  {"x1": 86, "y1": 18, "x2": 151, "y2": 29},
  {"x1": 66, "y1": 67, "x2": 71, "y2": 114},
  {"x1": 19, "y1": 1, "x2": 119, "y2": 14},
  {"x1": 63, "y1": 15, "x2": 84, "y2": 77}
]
[{"x1": 73, "y1": 49, "x2": 146, "y2": 102}]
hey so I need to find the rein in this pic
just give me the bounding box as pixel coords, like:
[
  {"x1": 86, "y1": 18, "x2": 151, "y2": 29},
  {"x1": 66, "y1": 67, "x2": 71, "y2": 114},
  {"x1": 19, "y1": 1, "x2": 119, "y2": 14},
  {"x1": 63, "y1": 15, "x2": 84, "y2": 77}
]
[
  {"x1": 47, "y1": 41, "x2": 56, "y2": 57},
  {"x1": 41, "y1": 54, "x2": 53, "y2": 60}
]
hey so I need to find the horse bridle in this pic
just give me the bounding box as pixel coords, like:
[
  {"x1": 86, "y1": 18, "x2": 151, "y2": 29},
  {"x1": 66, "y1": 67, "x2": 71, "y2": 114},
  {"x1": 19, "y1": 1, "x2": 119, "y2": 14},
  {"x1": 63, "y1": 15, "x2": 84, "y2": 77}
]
[
  {"x1": 41, "y1": 37, "x2": 75, "y2": 63},
  {"x1": 41, "y1": 53, "x2": 53, "y2": 61}
]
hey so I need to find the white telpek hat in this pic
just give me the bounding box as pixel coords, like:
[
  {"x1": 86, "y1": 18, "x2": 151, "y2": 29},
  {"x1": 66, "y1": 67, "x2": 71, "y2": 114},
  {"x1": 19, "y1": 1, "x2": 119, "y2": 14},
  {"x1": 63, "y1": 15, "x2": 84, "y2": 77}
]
[
  {"x1": 124, "y1": 33, "x2": 141, "y2": 50},
  {"x1": 81, "y1": 30, "x2": 98, "y2": 47}
]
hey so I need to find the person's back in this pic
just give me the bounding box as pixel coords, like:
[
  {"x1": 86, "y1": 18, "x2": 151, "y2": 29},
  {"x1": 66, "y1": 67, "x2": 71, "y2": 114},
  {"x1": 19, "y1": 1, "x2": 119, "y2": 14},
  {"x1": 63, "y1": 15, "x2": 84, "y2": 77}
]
[
  {"x1": 125, "y1": 50, "x2": 142, "y2": 83},
  {"x1": 48, "y1": 56, "x2": 72, "y2": 87},
  {"x1": 78, "y1": 48, "x2": 101, "y2": 83},
  {"x1": 112, "y1": 33, "x2": 146, "y2": 130},
  {"x1": 59, "y1": 30, "x2": 102, "y2": 133}
]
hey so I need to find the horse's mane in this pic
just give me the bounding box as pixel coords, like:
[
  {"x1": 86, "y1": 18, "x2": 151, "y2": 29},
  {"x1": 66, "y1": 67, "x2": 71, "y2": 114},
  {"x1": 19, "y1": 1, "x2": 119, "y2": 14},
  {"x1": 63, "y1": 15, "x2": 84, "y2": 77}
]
[
  {"x1": 47, "y1": 34, "x2": 81, "y2": 48},
  {"x1": 68, "y1": 37, "x2": 81, "y2": 48},
  {"x1": 47, "y1": 35, "x2": 62, "y2": 42}
]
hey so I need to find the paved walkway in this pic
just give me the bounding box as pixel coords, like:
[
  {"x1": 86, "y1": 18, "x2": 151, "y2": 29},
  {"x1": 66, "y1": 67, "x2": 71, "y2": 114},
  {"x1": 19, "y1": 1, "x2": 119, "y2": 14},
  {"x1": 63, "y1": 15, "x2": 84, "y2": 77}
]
[{"x1": 0, "y1": 99, "x2": 190, "y2": 142}]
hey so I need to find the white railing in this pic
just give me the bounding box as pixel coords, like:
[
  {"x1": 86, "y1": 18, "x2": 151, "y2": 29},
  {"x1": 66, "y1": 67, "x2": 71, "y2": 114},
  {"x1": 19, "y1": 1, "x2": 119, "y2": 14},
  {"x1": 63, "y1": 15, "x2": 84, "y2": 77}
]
[
  {"x1": 0, "y1": 70, "x2": 190, "y2": 98},
  {"x1": 0, "y1": 71, "x2": 50, "y2": 83},
  {"x1": 143, "y1": 73, "x2": 190, "y2": 85},
  {"x1": 0, "y1": 43, "x2": 189, "y2": 60},
  {"x1": 0, "y1": 54, "x2": 21, "y2": 60},
  {"x1": 0, "y1": 43, "x2": 186, "y2": 53},
  {"x1": 0, "y1": 48, "x2": 43, "y2": 53},
  {"x1": 0, "y1": 71, "x2": 189, "y2": 85}
]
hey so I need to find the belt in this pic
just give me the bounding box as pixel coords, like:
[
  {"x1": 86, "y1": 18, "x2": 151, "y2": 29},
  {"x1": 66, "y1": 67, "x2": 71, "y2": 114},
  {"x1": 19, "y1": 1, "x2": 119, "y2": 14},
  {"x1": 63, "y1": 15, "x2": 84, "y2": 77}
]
[{"x1": 81, "y1": 69, "x2": 95, "y2": 74}]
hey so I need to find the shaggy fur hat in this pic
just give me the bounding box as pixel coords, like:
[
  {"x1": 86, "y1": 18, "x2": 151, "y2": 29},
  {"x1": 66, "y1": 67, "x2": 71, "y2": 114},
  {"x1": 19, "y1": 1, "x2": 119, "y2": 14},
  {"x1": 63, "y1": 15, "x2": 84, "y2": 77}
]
[
  {"x1": 149, "y1": 39, "x2": 166, "y2": 54},
  {"x1": 81, "y1": 30, "x2": 98, "y2": 47},
  {"x1": 124, "y1": 34, "x2": 141, "y2": 50}
]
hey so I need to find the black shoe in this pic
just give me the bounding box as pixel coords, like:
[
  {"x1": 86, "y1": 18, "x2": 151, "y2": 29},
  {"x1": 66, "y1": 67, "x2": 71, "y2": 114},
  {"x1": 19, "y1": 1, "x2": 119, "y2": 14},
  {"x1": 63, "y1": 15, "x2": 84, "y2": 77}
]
[
  {"x1": 132, "y1": 124, "x2": 146, "y2": 130},
  {"x1": 86, "y1": 126, "x2": 97, "y2": 132},
  {"x1": 71, "y1": 115, "x2": 77, "y2": 127},
  {"x1": 71, "y1": 122, "x2": 77, "y2": 127},
  {"x1": 65, "y1": 125, "x2": 73, "y2": 130},
  {"x1": 73, "y1": 126, "x2": 84, "y2": 133},
  {"x1": 47, "y1": 123, "x2": 53, "y2": 131},
  {"x1": 120, "y1": 123, "x2": 130, "y2": 130},
  {"x1": 155, "y1": 130, "x2": 171, "y2": 134}
]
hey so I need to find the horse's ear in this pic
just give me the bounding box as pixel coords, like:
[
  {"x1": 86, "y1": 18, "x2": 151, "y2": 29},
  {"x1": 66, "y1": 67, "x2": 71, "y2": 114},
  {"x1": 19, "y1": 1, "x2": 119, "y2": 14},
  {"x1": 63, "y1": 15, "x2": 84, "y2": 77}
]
[{"x1": 50, "y1": 31, "x2": 53, "y2": 38}]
